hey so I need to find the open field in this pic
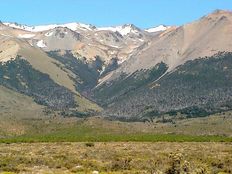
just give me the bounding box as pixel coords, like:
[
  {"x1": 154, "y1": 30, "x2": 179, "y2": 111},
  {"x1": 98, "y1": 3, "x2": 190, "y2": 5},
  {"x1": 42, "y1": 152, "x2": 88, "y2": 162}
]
[
  {"x1": 1, "y1": 112, "x2": 232, "y2": 173},
  {"x1": 1, "y1": 112, "x2": 232, "y2": 143},
  {"x1": 0, "y1": 142, "x2": 232, "y2": 174}
]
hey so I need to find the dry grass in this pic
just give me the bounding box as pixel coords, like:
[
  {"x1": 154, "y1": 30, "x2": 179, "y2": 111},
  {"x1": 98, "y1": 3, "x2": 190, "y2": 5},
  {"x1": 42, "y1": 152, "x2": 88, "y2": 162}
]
[
  {"x1": 0, "y1": 142, "x2": 231, "y2": 173},
  {"x1": 1, "y1": 104, "x2": 232, "y2": 173}
]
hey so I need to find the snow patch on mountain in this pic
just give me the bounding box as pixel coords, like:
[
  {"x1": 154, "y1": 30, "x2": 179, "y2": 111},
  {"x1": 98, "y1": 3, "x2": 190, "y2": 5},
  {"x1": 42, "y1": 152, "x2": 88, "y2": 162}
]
[
  {"x1": 3, "y1": 22, "x2": 34, "y2": 31},
  {"x1": 3, "y1": 22, "x2": 95, "y2": 32},
  {"x1": 145, "y1": 25, "x2": 168, "y2": 33},
  {"x1": 37, "y1": 40, "x2": 47, "y2": 48},
  {"x1": 98, "y1": 24, "x2": 139, "y2": 36}
]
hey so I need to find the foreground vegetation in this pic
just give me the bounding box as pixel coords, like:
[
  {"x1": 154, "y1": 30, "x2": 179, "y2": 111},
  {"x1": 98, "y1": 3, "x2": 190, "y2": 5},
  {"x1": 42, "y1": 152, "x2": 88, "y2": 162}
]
[
  {"x1": 0, "y1": 113, "x2": 232, "y2": 173},
  {"x1": 0, "y1": 142, "x2": 231, "y2": 173}
]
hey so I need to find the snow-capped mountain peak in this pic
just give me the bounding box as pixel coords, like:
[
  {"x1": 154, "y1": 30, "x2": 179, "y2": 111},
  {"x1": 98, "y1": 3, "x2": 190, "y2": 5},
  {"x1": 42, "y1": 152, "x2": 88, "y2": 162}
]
[
  {"x1": 3, "y1": 22, "x2": 96, "y2": 32},
  {"x1": 3, "y1": 21, "x2": 169, "y2": 36},
  {"x1": 62, "y1": 23, "x2": 96, "y2": 31},
  {"x1": 145, "y1": 25, "x2": 169, "y2": 33},
  {"x1": 98, "y1": 24, "x2": 140, "y2": 36}
]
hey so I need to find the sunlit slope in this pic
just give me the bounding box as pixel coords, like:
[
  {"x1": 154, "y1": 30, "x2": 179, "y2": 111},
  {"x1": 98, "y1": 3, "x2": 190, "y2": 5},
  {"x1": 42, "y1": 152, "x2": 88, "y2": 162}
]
[{"x1": 0, "y1": 37, "x2": 101, "y2": 114}]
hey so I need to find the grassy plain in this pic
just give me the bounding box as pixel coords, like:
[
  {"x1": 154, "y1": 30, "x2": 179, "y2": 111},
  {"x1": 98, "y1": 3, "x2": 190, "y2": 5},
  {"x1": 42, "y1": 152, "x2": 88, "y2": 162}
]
[
  {"x1": 0, "y1": 142, "x2": 232, "y2": 173},
  {"x1": 1, "y1": 112, "x2": 232, "y2": 142},
  {"x1": 1, "y1": 110, "x2": 232, "y2": 173}
]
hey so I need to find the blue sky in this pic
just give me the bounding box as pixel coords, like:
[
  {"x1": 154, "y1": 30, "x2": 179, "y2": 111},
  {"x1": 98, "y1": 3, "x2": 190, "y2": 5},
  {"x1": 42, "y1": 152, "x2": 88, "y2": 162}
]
[{"x1": 0, "y1": 0, "x2": 232, "y2": 28}]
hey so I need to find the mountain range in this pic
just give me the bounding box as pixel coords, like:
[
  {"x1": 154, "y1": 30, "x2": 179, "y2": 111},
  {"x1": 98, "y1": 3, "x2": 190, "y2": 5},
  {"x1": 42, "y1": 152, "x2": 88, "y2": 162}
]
[{"x1": 1, "y1": 10, "x2": 232, "y2": 121}]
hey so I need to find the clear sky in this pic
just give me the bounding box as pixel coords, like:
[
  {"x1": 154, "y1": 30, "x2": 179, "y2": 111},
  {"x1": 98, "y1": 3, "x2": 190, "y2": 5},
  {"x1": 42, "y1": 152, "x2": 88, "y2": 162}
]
[{"x1": 0, "y1": 0, "x2": 232, "y2": 28}]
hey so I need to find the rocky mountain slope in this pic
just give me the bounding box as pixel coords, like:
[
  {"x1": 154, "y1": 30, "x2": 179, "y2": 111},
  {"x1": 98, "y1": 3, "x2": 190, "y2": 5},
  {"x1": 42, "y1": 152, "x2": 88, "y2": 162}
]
[
  {"x1": 94, "y1": 10, "x2": 232, "y2": 119},
  {"x1": 2, "y1": 22, "x2": 159, "y2": 64},
  {"x1": 99, "y1": 10, "x2": 232, "y2": 82},
  {"x1": 1, "y1": 10, "x2": 232, "y2": 120}
]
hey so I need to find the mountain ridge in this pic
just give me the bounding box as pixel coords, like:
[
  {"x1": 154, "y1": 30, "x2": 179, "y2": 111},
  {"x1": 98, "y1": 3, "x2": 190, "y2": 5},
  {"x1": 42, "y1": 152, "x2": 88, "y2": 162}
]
[
  {"x1": 3, "y1": 21, "x2": 169, "y2": 33},
  {"x1": 1, "y1": 10, "x2": 232, "y2": 120}
]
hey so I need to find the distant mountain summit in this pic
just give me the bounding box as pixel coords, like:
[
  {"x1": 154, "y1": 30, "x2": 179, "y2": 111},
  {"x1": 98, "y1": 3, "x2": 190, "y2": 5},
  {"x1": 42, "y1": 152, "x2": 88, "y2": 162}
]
[
  {"x1": 2, "y1": 21, "x2": 169, "y2": 64},
  {"x1": 3, "y1": 22, "x2": 96, "y2": 32},
  {"x1": 3, "y1": 21, "x2": 167, "y2": 34},
  {"x1": 145, "y1": 25, "x2": 169, "y2": 32}
]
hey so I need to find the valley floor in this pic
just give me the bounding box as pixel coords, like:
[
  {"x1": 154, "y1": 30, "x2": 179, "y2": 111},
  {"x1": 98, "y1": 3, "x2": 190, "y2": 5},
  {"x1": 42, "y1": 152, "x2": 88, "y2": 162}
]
[
  {"x1": 1, "y1": 112, "x2": 232, "y2": 142},
  {"x1": 1, "y1": 113, "x2": 232, "y2": 173},
  {"x1": 0, "y1": 142, "x2": 231, "y2": 174}
]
